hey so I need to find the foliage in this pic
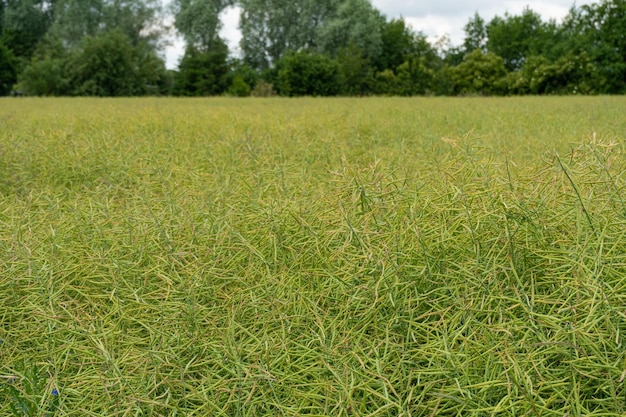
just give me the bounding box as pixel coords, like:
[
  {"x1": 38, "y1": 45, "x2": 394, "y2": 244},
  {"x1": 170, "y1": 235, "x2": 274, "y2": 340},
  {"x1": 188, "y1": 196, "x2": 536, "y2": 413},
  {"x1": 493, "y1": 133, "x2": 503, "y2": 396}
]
[
  {"x1": 250, "y1": 79, "x2": 275, "y2": 96},
  {"x1": 0, "y1": 0, "x2": 56, "y2": 60},
  {"x1": 275, "y1": 50, "x2": 340, "y2": 96},
  {"x1": 2, "y1": 360, "x2": 59, "y2": 417},
  {"x1": 463, "y1": 12, "x2": 487, "y2": 54},
  {"x1": 172, "y1": 0, "x2": 231, "y2": 50},
  {"x1": 68, "y1": 29, "x2": 164, "y2": 96},
  {"x1": 0, "y1": 39, "x2": 16, "y2": 94},
  {"x1": 395, "y1": 56, "x2": 436, "y2": 95},
  {"x1": 336, "y1": 43, "x2": 372, "y2": 95},
  {"x1": 508, "y1": 53, "x2": 599, "y2": 95},
  {"x1": 3, "y1": 0, "x2": 626, "y2": 96},
  {"x1": 17, "y1": 57, "x2": 68, "y2": 96},
  {"x1": 239, "y1": 0, "x2": 340, "y2": 70},
  {"x1": 48, "y1": 0, "x2": 162, "y2": 48},
  {"x1": 0, "y1": 0, "x2": 164, "y2": 96},
  {"x1": 373, "y1": 57, "x2": 436, "y2": 96},
  {"x1": 227, "y1": 75, "x2": 251, "y2": 96},
  {"x1": 374, "y1": 18, "x2": 416, "y2": 72},
  {"x1": 18, "y1": 36, "x2": 68, "y2": 96},
  {"x1": 451, "y1": 49, "x2": 507, "y2": 95},
  {"x1": 486, "y1": 8, "x2": 547, "y2": 71},
  {"x1": 316, "y1": 0, "x2": 384, "y2": 61},
  {"x1": 563, "y1": 0, "x2": 626, "y2": 93},
  {"x1": 174, "y1": 40, "x2": 230, "y2": 96},
  {"x1": 229, "y1": 58, "x2": 258, "y2": 89}
]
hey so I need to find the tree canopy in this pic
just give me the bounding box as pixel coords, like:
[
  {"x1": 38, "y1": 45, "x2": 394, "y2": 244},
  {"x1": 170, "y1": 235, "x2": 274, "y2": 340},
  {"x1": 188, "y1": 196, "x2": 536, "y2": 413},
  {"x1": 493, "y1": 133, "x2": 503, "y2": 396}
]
[{"x1": 2, "y1": 0, "x2": 625, "y2": 96}]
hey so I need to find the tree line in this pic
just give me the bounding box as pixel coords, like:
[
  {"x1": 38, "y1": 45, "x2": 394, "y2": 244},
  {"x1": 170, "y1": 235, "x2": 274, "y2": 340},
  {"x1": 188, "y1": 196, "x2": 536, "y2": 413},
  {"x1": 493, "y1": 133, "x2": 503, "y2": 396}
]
[{"x1": 1, "y1": 0, "x2": 625, "y2": 97}]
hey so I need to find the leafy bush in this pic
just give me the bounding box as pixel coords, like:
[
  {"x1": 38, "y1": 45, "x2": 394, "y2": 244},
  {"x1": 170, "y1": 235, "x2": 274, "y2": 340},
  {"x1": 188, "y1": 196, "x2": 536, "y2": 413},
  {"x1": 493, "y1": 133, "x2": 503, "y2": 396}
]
[
  {"x1": 227, "y1": 75, "x2": 251, "y2": 97},
  {"x1": 18, "y1": 57, "x2": 69, "y2": 96},
  {"x1": 250, "y1": 79, "x2": 275, "y2": 97},
  {"x1": 174, "y1": 41, "x2": 230, "y2": 96},
  {"x1": 0, "y1": 40, "x2": 17, "y2": 95},
  {"x1": 451, "y1": 49, "x2": 508, "y2": 95},
  {"x1": 275, "y1": 51, "x2": 341, "y2": 96},
  {"x1": 67, "y1": 29, "x2": 164, "y2": 96}
]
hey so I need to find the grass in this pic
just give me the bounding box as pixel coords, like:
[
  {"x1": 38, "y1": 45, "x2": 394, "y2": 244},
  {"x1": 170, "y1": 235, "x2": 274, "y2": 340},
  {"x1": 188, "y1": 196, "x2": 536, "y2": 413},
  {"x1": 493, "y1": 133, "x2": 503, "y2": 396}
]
[{"x1": 0, "y1": 96, "x2": 625, "y2": 416}]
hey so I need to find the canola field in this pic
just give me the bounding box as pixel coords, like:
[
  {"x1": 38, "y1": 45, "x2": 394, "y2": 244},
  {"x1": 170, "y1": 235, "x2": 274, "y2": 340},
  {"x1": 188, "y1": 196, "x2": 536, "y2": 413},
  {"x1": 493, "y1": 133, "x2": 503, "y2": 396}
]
[{"x1": 1, "y1": 97, "x2": 625, "y2": 416}]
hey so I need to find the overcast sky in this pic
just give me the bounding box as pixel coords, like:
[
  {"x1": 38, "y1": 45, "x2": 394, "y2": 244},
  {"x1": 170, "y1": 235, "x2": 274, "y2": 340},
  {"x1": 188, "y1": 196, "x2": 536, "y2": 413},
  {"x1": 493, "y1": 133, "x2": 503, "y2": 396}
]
[{"x1": 164, "y1": 0, "x2": 597, "y2": 69}]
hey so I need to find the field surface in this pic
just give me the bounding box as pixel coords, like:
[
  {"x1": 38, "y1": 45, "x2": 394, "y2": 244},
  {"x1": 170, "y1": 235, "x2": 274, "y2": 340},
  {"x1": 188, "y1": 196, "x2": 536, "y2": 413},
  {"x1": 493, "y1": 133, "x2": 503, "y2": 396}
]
[{"x1": 1, "y1": 97, "x2": 626, "y2": 416}]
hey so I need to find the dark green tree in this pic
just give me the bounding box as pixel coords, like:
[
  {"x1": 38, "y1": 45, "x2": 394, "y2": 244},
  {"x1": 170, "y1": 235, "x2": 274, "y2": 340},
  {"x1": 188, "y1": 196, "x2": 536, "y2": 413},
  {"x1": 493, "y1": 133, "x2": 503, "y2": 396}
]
[
  {"x1": 463, "y1": 12, "x2": 486, "y2": 54},
  {"x1": 174, "y1": 38, "x2": 230, "y2": 96},
  {"x1": 486, "y1": 8, "x2": 546, "y2": 71},
  {"x1": 336, "y1": 42, "x2": 372, "y2": 95},
  {"x1": 105, "y1": 0, "x2": 163, "y2": 46},
  {"x1": 275, "y1": 50, "x2": 340, "y2": 96},
  {"x1": 227, "y1": 75, "x2": 251, "y2": 96},
  {"x1": 563, "y1": 0, "x2": 626, "y2": 93},
  {"x1": 16, "y1": 38, "x2": 68, "y2": 95},
  {"x1": 49, "y1": 0, "x2": 162, "y2": 47},
  {"x1": 8, "y1": 0, "x2": 167, "y2": 96},
  {"x1": 0, "y1": 0, "x2": 57, "y2": 60},
  {"x1": 316, "y1": 0, "x2": 384, "y2": 61},
  {"x1": 239, "y1": 0, "x2": 340, "y2": 70},
  {"x1": 18, "y1": 57, "x2": 68, "y2": 95},
  {"x1": 68, "y1": 29, "x2": 164, "y2": 96},
  {"x1": 396, "y1": 56, "x2": 436, "y2": 95},
  {"x1": 173, "y1": 0, "x2": 232, "y2": 50},
  {"x1": 450, "y1": 49, "x2": 507, "y2": 95},
  {"x1": 374, "y1": 17, "x2": 417, "y2": 72},
  {"x1": 0, "y1": 39, "x2": 16, "y2": 94},
  {"x1": 47, "y1": 0, "x2": 104, "y2": 45},
  {"x1": 228, "y1": 58, "x2": 258, "y2": 90}
]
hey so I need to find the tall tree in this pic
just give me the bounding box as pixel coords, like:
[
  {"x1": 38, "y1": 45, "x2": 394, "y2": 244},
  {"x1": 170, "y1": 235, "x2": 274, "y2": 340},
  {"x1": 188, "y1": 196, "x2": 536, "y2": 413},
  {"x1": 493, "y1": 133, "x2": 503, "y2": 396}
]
[
  {"x1": 172, "y1": 0, "x2": 232, "y2": 51},
  {"x1": 49, "y1": 0, "x2": 162, "y2": 48},
  {"x1": 105, "y1": 0, "x2": 163, "y2": 46},
  {"x1": 0, "y1": 0, "x2": 57, "y2": 59},
  {"x1": 275, "y1": 50, "x2": 340, "y2": 96},
  {"x1": 316, "y1": 0, "x2": 384, "y2": 61},
  {"x1": 373, "y1": 17, "x2": 415, "y2": 72},
  {"x1": 174, "y1": 38, "x2": 230, "y2": 95},
  {"x1": 67, "y1": 28, "x2": 164, "y2": 96},
  {"x1": 14, "y1": 0, "x2": 166, "y2": 96},
  {"x1": 451, "y1": 49, "x2": 507, "y2": 95},
  {"x1": 463, "y1": 12, "x2": 486, "y2": 54},
  {"x1": 239, "y1": 0, "x2": 340, "y2": 69},
  {"x1": 0, "y1": 39, "x2": 16, "y2": 94},
  {"x1": 16, "y1": 35, "x2": 69, "y2": 95},
  {"x1": 563, "y1": 0, "x2": 626, "y2": 93},
  {"x1": 486, "y1": 7, "x2": 546, "y2": 71},
  {"x1": 336, "y1": 42, "x2": 372, "y2": 95},
  {"x1": 46, "y1": 0, "x2": 104, "y2": 46}
]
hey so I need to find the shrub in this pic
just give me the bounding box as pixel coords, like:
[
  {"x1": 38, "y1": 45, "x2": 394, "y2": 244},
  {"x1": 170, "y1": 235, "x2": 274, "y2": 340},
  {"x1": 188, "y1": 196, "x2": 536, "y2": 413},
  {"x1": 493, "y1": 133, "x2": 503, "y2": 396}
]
[
  {"x1": 227, "y1": 75, "x2": 251, "y2": 97},
  {"x1": 0, "y1": 41, "x2": 17, "y2": 95},
  {"x1": 250, "y1": 79, "x2": 275, "y2": 97},
  {"x1": 275, "y1": 51, "x2": 341, "y2": 96}
]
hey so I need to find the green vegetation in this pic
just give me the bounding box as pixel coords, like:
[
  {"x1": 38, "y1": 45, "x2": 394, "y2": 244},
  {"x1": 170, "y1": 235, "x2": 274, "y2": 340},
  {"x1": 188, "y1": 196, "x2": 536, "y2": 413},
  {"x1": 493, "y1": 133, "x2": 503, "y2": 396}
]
[
  {"x1": 1, "y1": 97, "x2": 626, "y2": 415},
  {"x1": 2, "y1": 0, "x2": 626, "y2": 96}
]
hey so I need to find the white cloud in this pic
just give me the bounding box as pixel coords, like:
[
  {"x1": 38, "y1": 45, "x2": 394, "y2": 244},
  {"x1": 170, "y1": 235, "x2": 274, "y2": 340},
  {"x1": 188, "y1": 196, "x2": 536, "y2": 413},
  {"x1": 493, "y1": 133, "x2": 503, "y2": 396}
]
[
  {"x1": 164, "y1": 35, "x2": 185, "y2": 70},
  {"x1": 404, "y1": 15, "x2": 467, "y2": 45},
  {"x1": 372, "y1": 0, "x2": 499, "y2": 18},
  {"x1": 371, "y1": 0, "x2": 588, "y2": 19},
  {"x1": 219, "y1": 5, "x2": 242, "y2": 56}
]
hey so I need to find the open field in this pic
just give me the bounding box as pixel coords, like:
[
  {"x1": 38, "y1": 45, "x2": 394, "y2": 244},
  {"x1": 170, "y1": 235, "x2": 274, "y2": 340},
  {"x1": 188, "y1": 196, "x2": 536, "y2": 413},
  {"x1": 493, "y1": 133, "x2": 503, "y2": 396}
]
[{"x1": 1, "y1": 97, "x2": 626, "y2": 416}]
